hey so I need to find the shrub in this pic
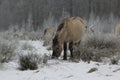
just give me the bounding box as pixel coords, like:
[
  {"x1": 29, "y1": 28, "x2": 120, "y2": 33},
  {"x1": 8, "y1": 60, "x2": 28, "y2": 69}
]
[
  {"x1": 19, "y1": 52, "x2": 41, "y2": 70},
  {"x1": 0, "y1": 39, "x2": 16, "y2": 63},
  {"x1": 21, "y1": 42, "x2": 34, "y2": 50},
  {"x1": 18, "y1": 51, "x2": 50, "y2": 70},
  {"x1": 76, "y1": 47, "x2": 94, "y2": 63},
  {"x1": 74, "y1": 33, "x2": 120, "y2": 62},
  {"x1": 42, "y1": 54, "x2": 50, "y2": 64},
  {"x1": 82, "y1": 33, "x2": 119, "y2": 49},
  {"x1": 110, "y1": 58, "x2": 119, "y2": 65},
  {"x1": 110, "y1": 54, "x2": 120, "y2": 65},
  {"x1": 28, "y1": 32, "x2": 41, "y2": 40}
]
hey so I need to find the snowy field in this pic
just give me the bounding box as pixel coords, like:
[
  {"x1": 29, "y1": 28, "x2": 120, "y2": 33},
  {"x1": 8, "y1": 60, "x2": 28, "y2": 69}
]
[{"x1": 0, "y1": 40, "x2": 120, "y2": 80}]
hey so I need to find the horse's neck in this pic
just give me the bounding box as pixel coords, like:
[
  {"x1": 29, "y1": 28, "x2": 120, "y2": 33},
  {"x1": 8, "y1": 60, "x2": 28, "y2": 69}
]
[{"x1": 57, "y1": 34, "x2": 67, "y2": 44}]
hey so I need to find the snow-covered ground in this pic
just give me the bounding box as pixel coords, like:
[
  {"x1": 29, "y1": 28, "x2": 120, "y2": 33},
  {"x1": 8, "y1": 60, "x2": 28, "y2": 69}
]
[{"x1": 0, "y1": 40, "x2": 120, "y2": 80}]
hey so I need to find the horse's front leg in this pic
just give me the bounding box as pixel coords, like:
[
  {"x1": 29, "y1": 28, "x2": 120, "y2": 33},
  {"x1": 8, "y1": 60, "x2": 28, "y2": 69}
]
[
  {"x1": 69, "y1": 42, "x2": 73, "y2": 59},
  {"x1": 63, "y1": 42, "x2": 67, "y2": 60}
]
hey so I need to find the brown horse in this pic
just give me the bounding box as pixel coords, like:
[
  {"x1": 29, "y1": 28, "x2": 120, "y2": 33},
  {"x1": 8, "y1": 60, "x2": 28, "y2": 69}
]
[
  {"x1": 43, "y1": 27, "x2": 56, "y2": 46},
  {"x1": 115, "y1": 24, "x2": 120, "y2": 36},
  {"x1": 52, "y1": 17, "x2": 86, "y2": 60}
]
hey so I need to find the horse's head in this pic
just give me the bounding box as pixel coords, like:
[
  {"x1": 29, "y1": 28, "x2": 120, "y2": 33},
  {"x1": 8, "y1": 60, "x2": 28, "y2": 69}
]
[
  {"x1": 52, "y1": 22, "x2": 66, "y2": 59},
  {"x1": 52, "y1": 34, "x2": 62, "y2": 59}
]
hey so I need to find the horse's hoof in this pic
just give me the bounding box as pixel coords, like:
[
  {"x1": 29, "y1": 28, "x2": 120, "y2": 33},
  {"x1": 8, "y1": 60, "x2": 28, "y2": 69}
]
[
  {"x1": 63, "y1": 58, "x2": 67, "y2": 60},
  {"x1": 51, "y1": 56, "x2": 55, "y2": 59}
]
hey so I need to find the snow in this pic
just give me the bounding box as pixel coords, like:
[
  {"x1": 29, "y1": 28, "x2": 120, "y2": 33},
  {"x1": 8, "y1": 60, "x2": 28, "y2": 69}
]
[
  {"x1": 0, "y1": 40, "x2": 120, "y2": 80},
  {"x1": 18, "y1": 40, "x2": 50, "y2": 55}
]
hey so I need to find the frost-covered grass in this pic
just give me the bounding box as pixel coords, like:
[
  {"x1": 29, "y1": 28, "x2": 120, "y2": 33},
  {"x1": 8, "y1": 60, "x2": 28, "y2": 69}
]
[
  {"x1": 75, "y1": 33, "x2": 120, "y2": 63},
  {"x1": 0, "y1": 38, "x2": 17, "y2": 63},
  {"x1": 0, "y1": 30, "x2": 43, "y2": 41},
  {"x1": 12, "y1": 31, "x2": 42, "y2": 40},
  {"x1": 82, "y1": 33, "x2": 119, "y2": 49}
]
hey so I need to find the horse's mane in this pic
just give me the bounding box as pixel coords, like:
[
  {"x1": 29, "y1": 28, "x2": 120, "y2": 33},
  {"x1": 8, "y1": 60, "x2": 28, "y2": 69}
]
[
  {"x1": 53, "y1": 21, "x2": 65, "y2": 45},
  {"x1": 53, "y1": 34, "x2": 59, "y2": 46},
  {"x1": 57, "y1": 23, "x2": 64, "y2": 31}
]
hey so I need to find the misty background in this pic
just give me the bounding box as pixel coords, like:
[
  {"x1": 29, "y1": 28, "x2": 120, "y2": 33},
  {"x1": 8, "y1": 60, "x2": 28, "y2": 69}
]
[{"x1": 0, "y1": 0, "x2": 120, "y2": 33}]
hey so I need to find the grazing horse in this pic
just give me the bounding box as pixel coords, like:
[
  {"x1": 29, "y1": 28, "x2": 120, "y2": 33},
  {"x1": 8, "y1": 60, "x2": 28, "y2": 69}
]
[
  {"x1": 43, "y1": 27, "x2": 56, "y2": 47},
  {"x1": 52, "y1": 17, "x2": 86, "y2": 60},
  {"x1": 115, "y1": 24, "x2": 120, "y2": 36}
]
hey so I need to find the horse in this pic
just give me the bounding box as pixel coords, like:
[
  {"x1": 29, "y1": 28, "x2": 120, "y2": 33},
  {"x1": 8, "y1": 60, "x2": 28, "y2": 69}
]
[
  {"x1": 52, "y1": 17, "x2": 86, "y2": 60},
  {"x1": 115, "y1": 24, "x2": 120, "y2": 36},
  {"x1": 43, "y1": 27, "x2": 56, "y2": 49}
]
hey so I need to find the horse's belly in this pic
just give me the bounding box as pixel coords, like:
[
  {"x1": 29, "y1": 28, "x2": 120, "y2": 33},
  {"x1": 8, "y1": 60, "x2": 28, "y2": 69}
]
[{"x1": 67, "y1": 36, "x2": 81, "y2": 43}]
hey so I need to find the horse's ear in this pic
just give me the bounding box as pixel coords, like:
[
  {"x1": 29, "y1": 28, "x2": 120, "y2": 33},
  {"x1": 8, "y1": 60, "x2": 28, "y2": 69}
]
[{"x1": 57, "y1": 23, "x2": 64, "y2": 31}]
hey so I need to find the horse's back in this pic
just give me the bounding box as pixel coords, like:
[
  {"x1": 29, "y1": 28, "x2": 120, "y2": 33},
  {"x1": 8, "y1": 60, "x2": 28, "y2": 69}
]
[{"x1": 65, "y1": 17, "x2": 86, "y2": 42}]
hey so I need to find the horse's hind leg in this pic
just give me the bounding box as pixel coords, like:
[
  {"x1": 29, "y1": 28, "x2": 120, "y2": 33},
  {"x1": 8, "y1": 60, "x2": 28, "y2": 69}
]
[
  {"x1": 63, "y1": 42, "x2": 67, "y2": 60},
  {"x1": 69, "y1": 42, "x2": 73, "y2": 59}
]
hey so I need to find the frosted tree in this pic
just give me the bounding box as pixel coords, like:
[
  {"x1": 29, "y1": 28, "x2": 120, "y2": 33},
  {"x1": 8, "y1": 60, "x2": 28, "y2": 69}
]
[
  {"x1": 0, "y1": 0, "x2": 120, "y2": 30},
  {"x1": 108, "y1": 13, "x2": 115, "y2": 33},
  {"x1": 8, "y1": 24, "x2": 19, "y2": 33},
  {"x1": 43, "y1": 12, "x2": 56, "y2": 29},
  {"x1": 87, "y1": 11, "x2": 96, "y2": 31},
  {"x1": 20, "y1": 21, "x2": 26, "y2": 33},
  {"x1": 60, "y1": 8, "x2": 70, "y2": 21},
  {"x1": 26, "y1": 12, "x2": 33, "y2": 32}
]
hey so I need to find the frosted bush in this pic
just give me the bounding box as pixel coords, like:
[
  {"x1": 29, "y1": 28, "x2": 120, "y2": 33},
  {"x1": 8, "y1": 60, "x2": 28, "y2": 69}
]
[
  {"x1": 82, "y1": 33, "x2": 119, "y2": 49},
  {"x1": 0, "y1": 38, "x2": 17, "y2": 63},
  {"x1": 21, "y1": 42, "x2": 35, "y2": 50},
  {"x1": 19, "y1": 52, "x2": 41, "y2": 70},
  {"x1": 27, "y1": 32, "x2": 41, "y2": 40},
  {"x1": 75, "y1": 33, "x2": 120, "y2": 62},
  {"x1": 18, "y1": 51, "x2": 50, "y2": 70}
]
